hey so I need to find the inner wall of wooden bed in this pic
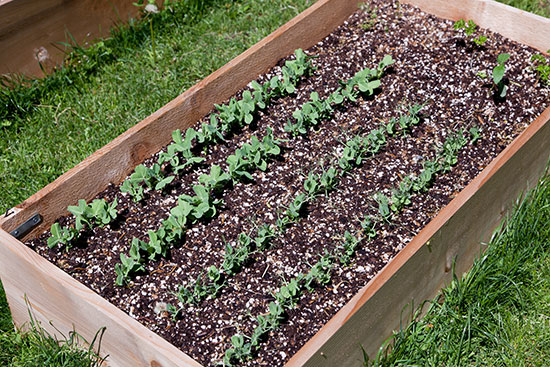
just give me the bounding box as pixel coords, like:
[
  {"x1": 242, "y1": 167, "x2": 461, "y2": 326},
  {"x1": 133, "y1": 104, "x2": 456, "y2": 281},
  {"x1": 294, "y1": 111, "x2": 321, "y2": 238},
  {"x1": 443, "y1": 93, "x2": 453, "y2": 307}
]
[{"x1": 0, "y1": 0, "x2": 548, "y2": 366}]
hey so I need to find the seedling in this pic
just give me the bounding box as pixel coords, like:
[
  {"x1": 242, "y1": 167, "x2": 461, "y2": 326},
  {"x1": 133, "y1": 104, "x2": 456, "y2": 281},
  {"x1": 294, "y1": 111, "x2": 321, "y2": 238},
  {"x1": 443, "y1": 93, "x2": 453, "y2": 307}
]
[
  {"x1": 531, "y1": 53, "x2": 550, "y2": 85},
  {"x1": 492, "y1": 53, "x2": 511, "y2": 98},
  {"x1": 374, "y1": 193, "x2": 392, "y2": 221},
  {"x1": 47, "y1": 223, "x2": 78, "y2": 250},
  {"x1": 336, "y1": 231, "x2": 361, "y2": 265},
  {"x1": 274, "y1": 278, "x2": 301, "y2": 308},
  {"x1": 114, "y1": 238, "x2": 145, "y2": 286},
  {"x1": 285, "y1": 193, "x2": 308, "y2": 221},
  {"x1": 361, "y1": 215, "x2": 377, "y2": 240},
  {"x1": 319, "y1": 165, "x2": 339, "y2": 194},
  {"x1": 412, "y1": 160, "x2": 438, "y2": 192},
  {"x1": 120, "y1": 163, "x2": 174, "y2": 201},
  {"x1": 360, "y1": 4, "x2": 378, "y2": 30},
  {"x1": 439, "y1": 130, "x2": 468, "y2": 172},
  {"x1": 254, "y1": 223, "x2": 275, "y2": 251},
  {"x1": 453, "y1": 19, "x2": 487, "y2": 47},
  {"x1": 469, "y1": 126, "x2": 481, "y2": 144},
  {"x1": 68, "y1": 198, "x2": 118, "y2": 230},
  {"x1": 303, "y1": 172, "x2": 321, "y2": 200},
  {"x1": 198, "y1": 165, "x2": 230, "y2": 193},
  {"x1": 390, "y1": 175, "x2": 413, "y2": 212},
  {"x1": 338, "y1": 135, "x2": 369, "y2": 172},
  {"x1": 180, "y1": 184, "x2": 222, "y2": 220},
  {"x1": 303, "y1": 251, "x2": 333, "y2": 291},
  {"x1": 222, "y1": 234, "x2": 251, "y2": 275}
]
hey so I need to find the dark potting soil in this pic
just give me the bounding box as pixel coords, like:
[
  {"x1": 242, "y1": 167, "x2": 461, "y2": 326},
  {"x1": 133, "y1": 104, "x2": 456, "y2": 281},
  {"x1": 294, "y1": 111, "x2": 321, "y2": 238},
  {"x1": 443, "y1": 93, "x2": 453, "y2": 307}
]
[{"x1": 27, "y1": 1, "x2": 549, "y2": 365}]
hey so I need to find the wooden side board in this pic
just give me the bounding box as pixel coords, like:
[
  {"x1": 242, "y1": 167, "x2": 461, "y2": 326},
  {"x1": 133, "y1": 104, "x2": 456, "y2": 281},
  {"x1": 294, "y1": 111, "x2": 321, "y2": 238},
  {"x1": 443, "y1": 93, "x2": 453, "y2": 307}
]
[
  {"x1": 0, "y1": 0, "x2": 141, "y2": 77},
  {"x1": 0, "y1": 0, "x2": 549, "y2": 366}
]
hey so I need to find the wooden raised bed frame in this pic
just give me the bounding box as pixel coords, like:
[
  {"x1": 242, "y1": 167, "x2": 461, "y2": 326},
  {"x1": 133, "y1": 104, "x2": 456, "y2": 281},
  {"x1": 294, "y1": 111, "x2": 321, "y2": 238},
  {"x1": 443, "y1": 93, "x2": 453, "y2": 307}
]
[
  {"x1": 1, "y1": 0, "x2": 549, "y2": 366},
  {"x1": 0, "y1": 0, "x2": 139, "y2": 77}
]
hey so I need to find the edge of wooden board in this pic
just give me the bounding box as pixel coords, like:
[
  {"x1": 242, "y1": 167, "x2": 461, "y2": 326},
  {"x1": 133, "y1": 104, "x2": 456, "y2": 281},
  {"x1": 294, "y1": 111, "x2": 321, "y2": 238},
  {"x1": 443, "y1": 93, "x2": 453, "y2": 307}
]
[
  {"x1": 403, "y1": 0, "x2": 550, "y2": 53},
  {"x1": 286, "y1": 104, "x2": 550, "y2": 366},
  {"x1": 0, "y1": 0, "x2": 359, "y2": 241}
]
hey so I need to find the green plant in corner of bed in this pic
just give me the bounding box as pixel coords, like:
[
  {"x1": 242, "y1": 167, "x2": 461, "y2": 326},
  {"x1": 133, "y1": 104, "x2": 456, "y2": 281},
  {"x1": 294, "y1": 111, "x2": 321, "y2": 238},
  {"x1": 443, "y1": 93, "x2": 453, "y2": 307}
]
[
  {"x1": 531, "y1": 53, "x2": 550, "y2": 86},
  {"x1": 492, "y1": 53, "x2": 510, "y2": 98},
  {"x1": 453, "y1": 19, "x2": 487, "y2": 47}
]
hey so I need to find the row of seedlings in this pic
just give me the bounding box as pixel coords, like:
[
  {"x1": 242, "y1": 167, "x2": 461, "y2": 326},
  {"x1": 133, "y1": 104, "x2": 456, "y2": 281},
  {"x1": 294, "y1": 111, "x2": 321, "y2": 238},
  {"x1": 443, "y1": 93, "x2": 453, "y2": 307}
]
[
  {"x1": 120, "y1": 49, "x2": 315, "y2": 202},
  {"x1": 221, "y1": 127, "x2": 478, "y2": 366},
  {"x1": 166, "y1": 56, "x2": 402, "y2": 313},
  {"x1": 114, "y1": 127, "x2": 283, "y2": 286},
  {"x1": 44, "y1": 49, "x2": 312, "y2": 257}
]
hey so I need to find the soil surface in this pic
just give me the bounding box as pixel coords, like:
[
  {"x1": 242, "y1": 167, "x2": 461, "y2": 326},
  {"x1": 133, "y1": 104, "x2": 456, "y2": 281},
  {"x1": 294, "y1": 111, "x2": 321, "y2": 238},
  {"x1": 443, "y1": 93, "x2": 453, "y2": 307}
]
[{"x1": 27, "y1": 1, "x2": 549, "y2": 366}]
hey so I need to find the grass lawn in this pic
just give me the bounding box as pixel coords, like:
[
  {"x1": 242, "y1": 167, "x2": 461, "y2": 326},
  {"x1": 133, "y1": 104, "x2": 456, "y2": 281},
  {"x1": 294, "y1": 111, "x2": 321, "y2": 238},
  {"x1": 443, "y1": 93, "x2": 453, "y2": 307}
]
[{"x1": 0, "y1": 0, "x2": 548, "y2": 365}]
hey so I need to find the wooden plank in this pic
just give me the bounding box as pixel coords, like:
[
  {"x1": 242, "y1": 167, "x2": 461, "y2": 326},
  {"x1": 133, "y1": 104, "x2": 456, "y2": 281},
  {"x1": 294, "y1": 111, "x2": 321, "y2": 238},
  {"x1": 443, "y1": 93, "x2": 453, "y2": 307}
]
[
  {"x1": 0, "y1": 230, "x2": 203, "y2": 367},
  {"x1": 0, "y1": 0, "x2": 140, "y2": 77},
  {"x1": 0, "y1": 0, "x2": 358, "y2": 242},
  {"x1": 403, "y1": 0, "x2": 550, "y2": 53},
  {"x1": 287, "y1": 105, "x2": 550, "y2": 366}
]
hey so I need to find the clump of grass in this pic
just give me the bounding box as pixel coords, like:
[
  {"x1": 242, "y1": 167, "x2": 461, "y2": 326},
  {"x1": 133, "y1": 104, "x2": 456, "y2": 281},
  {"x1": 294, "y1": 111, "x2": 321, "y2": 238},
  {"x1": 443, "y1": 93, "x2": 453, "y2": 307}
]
[{"x1": 365, "y1": 171, "x2": 550, "y2": 366}]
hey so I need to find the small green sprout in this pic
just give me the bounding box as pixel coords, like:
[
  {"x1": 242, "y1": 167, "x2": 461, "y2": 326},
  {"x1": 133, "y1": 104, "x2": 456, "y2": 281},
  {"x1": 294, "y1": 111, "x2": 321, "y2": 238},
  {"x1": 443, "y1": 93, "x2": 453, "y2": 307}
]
[
  {"x1": 198, "y1": 165, "x2": 230, "y2": 193},
  {"x1": 120, "y1": 163, "x2": 175, "y2": 202},
  {"x1": 390, "y1": 175, "x2": 413, "y2": 212},
  {"x1": 454, "y1": 19, "x2": 487, "y2": 46},
  {"x1": 114, "y1": 238, "x2": 145, "y2": 286},
  {"x1": 531, "y1": 53, "x2": 550, "y2": 85},
  {"x1": 469, "y1": 126, "x2": 481, "y2": 144},
  {"x1": 222, "y1": 234, "x2": 251, "y2": 275},
  {"x1": 303, "y1": 251, "x2": 333, "y2": 291},
  {"x1": 254, "y1": 223, "x2": 275, "y2": 251},
  {"x1": 180, "y1": 184, "x2": 222, "y2": 220},
  {"x1": 374, "y1": 193, "x2": 391, "y2": 221},
  {"x1": 274, "y1": 278, "x2": 301, "y2": 308},
  {"x1": 47, "y1": 223, "x2": 78, "y2": 250},
  {"x1": 492, "y1": 53, "x2": 511, "y2": 98},
  {"x1": 361, "y1": 215, "x2": 377, "y2": 240},
  {"x1": 360, "y1": 5, "x2": 378, "y2": 30},
  {"x1": 303, "y1": 172, "x2": 321, "y2": 199},
  {"x1": 412, "y1": 160, "x2": 438, "y2": 192},
  {"x1": 336, "y1": 231, "x2": 361, "y2": 265},
  {"x1": 319, "y1": 165, "x2": 339, "y2": 194},
  {"x1": 285, "y1": 193, "x2": 308, "y2": 221}
]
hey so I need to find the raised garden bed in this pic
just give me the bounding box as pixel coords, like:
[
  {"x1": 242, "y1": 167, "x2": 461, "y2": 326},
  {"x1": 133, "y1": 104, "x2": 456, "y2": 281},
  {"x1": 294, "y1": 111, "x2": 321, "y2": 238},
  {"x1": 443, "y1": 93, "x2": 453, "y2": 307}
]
[{"x1": 1, "y1": 0, "x2": 550, "y2": 366}]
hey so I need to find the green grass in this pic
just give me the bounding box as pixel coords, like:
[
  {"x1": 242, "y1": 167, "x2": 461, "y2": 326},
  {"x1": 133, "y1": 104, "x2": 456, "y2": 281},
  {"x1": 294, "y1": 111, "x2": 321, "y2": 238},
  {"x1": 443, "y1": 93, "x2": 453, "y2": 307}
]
[
  {"x1": 0, "y1": 280, "x2": 106, "y2": 366},
  {"x1": 496, "y1": 0, "x2": 550, "y2": 17},
  {"x1": 366, "y1": 171, "x2": 550, "y2": 366}
]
